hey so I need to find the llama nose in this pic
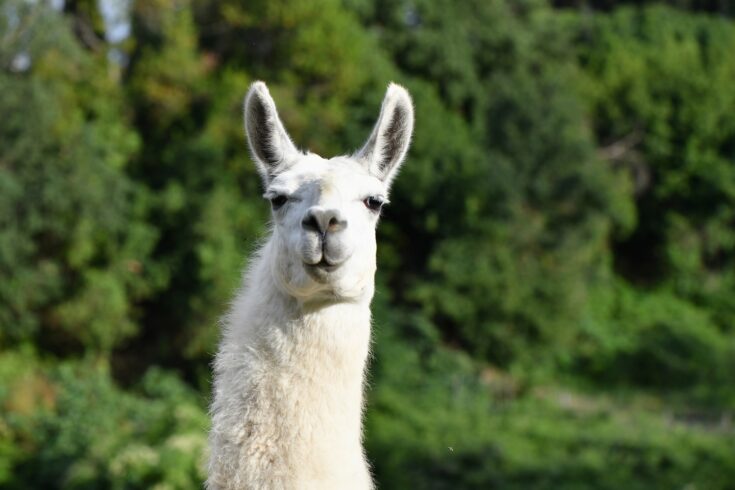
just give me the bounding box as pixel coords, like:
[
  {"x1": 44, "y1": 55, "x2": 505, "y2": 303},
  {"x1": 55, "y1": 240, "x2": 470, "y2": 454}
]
[{"x1": 302, "y1": 207, "x2": 347, "y2": 234}]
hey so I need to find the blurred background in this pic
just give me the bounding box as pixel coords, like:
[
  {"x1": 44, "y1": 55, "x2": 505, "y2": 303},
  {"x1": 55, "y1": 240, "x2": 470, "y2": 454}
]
[{"x1": 1, "y1": 0, "x2": 735, "y2": 488}]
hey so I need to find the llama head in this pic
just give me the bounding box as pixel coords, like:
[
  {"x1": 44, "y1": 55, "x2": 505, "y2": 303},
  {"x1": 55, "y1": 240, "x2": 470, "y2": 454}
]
[{"x1": 244, "y1": 81, "x2": 413, "y2": 301}]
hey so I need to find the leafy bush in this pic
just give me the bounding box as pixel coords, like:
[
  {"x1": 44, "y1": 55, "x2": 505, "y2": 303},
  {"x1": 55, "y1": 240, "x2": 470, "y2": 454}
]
[{"x1": 0, "y1": 352, "x2": 207, "y2": 489}]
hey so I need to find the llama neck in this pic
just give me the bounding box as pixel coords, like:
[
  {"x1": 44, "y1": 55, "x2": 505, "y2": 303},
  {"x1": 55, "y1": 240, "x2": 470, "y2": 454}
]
[{"x1": 210, "y1": 239, "x2": 374, "y2": 488}]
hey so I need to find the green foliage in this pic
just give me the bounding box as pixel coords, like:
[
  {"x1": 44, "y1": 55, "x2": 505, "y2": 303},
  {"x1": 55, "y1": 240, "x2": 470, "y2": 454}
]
[
  {"x1": 367, "y1": 296, "x2": 735, "y2": 489},
  {"x1": 576, "y1": 7, "x2": 735, "y2": 291},
  {"x1": 355, "y1": 0, "x2": 635, "y2": 369},
  {"x1": 566, "y1": 6, "x2": 735, "y2": 390},
  {"x1": 576, "y1": 281, "x2": 735, "y2": 398},
  {"x1": 0, "y1": 2, "x2": 158, "y2": 353},
  {"x1": 0, "y1": 351, "x2": 207, "y2": 489},
  {"x1": 1, "y1": 0, "x2": 734, "y2": 488}
]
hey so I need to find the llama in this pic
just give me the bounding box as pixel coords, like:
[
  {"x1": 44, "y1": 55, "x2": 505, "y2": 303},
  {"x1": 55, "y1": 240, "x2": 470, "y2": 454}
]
[{"x1": 206, "y1": 81, "x2": 414, "y2": 490}]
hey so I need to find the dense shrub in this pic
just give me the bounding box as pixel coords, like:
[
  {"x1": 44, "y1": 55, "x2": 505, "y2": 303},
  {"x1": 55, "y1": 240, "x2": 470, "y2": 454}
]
[{"x1": 0, "y1": 351, "x2": 207, "y2": 489}]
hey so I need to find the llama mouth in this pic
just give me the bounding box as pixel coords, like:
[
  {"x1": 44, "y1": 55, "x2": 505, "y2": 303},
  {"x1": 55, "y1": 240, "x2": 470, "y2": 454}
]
[
  {"x1": 305, "y1": 258, "x2": 340, "y2": 272},
  {"x1": 303, "y1": 257, "x2": 342, "y2": 281}
]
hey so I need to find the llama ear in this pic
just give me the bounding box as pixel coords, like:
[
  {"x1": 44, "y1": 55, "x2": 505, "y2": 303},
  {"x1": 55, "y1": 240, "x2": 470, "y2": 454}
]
[
  {"x1": 355, "y1": 83, "x2": 414, "y2": 187},
  {"x1": 244, "y1": 81, "x2": 299, "y2": 183}
]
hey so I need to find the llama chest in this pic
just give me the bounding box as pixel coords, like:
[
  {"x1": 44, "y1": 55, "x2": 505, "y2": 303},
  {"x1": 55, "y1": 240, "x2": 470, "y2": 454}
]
[{"x1": 209, "y1": 340, "x2": 370, "y2": 489}]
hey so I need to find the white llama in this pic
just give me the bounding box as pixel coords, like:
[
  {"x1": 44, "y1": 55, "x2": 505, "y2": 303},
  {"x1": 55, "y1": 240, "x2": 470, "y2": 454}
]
[{"x1": 207, "y1": 81, "x2": 414, "y2": 490}]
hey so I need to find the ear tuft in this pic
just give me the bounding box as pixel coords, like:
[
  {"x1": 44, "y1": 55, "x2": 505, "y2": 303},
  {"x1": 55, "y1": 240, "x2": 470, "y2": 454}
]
[
  {"x1": 243, "y1": 81, "x2": 298, "y2": 183},
  {"x1": 355, "y1": 83, "x2": 414, "y2": 187}
]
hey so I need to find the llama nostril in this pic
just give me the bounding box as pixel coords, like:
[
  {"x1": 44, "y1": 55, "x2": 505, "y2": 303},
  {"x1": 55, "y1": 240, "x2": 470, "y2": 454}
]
[
  {"x1": 302, "y1": 213, "x2": 321, "y2": 233},
  {"x1": 327, "y1": 216, "x2": 346, "y2": 233}
]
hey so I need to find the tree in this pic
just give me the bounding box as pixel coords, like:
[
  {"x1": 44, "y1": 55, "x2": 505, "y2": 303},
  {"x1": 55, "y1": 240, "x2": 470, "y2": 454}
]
[{"x1": 0, "y1": 1, "x2": 156, "y2": 354}]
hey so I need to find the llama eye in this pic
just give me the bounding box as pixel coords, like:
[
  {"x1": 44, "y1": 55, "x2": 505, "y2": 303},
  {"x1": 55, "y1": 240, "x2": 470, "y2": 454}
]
[
  {"x1": 270, "y1": 195, "x2": 288, "y2": 210},
  {"x1": 363, "y1": 196, "x2": 384, "y2": 212}
]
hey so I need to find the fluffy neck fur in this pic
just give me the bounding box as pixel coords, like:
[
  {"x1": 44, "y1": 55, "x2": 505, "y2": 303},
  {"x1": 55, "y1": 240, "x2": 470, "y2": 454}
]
[{"x1": 207, "y1": 238, "x2": 375, "y2": 490}]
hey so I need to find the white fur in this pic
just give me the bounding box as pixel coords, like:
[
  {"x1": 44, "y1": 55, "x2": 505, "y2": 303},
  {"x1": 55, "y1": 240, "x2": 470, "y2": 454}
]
[{"x1": 207, "y1": 82, "x2": 413, "y2": 490}]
